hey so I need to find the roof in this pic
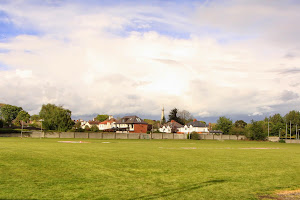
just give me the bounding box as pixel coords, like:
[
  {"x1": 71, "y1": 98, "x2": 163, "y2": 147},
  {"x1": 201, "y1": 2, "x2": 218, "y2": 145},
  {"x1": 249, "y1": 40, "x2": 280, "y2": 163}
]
[
  {"x1": 88, "y1": 121, "x2": 100, "y2": 125},
  {"x1": 100, "y1": 118, "x2": 117, "y2": 124},
  {"x1": 162, "y1": 120, "x2": 183, "y2": 128},
  {"x1": 187, "y1": 121, "x2": 207, "y2": 127},
  {"x1": 116, "y1": 116, "x2": 148, "y2": 124}
]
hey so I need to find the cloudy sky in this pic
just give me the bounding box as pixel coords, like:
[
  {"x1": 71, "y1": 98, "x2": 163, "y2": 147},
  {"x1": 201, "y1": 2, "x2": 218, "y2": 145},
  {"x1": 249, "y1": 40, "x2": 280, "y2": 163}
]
[{"x1": 0, "y1": 0, "x2": 300, "y2": 122}]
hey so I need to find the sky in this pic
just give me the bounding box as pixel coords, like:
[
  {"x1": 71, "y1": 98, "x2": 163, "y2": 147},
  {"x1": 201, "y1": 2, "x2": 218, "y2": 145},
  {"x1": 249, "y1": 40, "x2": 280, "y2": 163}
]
[{"x1": 0, "y1": 0, "x2": 300, "y2": 122}]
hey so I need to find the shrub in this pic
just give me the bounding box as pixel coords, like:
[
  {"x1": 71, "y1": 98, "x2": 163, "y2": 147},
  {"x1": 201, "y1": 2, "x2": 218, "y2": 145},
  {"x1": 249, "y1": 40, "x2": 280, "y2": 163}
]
[
  {"x1": 190, "y1": 131, "x2": 200, "y2": 140},
  {"x1": 279, "y1": 139, "x2": 286, "y2": 143}
]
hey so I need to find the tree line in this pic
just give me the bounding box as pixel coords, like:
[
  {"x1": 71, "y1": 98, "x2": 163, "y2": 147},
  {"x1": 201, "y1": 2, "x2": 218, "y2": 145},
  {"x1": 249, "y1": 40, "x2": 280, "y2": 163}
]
[{"x1": 1, "y1": 103, "x2": 299, "y2": 140}]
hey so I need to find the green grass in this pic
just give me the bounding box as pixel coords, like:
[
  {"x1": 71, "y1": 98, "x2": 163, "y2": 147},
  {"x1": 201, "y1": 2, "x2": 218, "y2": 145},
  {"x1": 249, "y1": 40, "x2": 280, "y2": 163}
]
[{"x1": 0, "y1": 138, "x2": 299, "y2": 200}]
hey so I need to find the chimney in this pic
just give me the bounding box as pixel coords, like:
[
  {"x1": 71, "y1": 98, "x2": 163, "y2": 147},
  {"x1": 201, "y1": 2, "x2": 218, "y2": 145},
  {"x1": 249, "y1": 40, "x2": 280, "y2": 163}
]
[
  {"x1": 193, "y1": 119, "x2": 197, "y2": 122},
  {"x1": 209, "y1": 122, "x2": 212, "y2": 130}
]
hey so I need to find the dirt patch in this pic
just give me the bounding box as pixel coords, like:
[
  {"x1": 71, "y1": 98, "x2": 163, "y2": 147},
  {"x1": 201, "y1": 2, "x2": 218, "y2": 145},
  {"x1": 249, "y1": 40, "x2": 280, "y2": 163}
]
[
  {"x1": 240, "y1": 148, "x2": 281, "y2": 150},
  {"x1": 259, "y1": 189, "x2": 300, "y2": 200}
]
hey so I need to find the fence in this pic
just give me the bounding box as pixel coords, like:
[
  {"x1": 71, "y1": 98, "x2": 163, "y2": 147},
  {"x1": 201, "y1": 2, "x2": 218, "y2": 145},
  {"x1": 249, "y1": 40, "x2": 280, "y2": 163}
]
[{"x1": 0, "y1": 131, "x2": 248, "y2": 140}]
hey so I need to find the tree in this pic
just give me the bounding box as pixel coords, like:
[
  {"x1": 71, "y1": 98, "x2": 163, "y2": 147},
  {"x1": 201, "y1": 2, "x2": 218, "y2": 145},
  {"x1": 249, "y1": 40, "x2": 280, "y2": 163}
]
[
  {"x1": 90, "y1": 125, "x2": 99, "y2": 132},
  {"x1": 284, "y1": 110, "x2": 300, "y2": 125},
  {"x1": 0, "y1": 119, "x2": 3, "y2": 128},
  {"x1": 30, "y1": 114, "x2": 40, "y2": 121},
  {"x1": 230, "y1": 126, "x2": 245, "y2": 136},
  {"x1": 15, "y1": 110, "x2": 30, "y2": 126},
  {"x1": 168, "y1": 108, "x2": 183, "y2": 124},
  {"x1": 95, "y1": 114, "x2": 109, "y2": 122},
  {"x1": 178, "y1": 110, "x2": 193, "y2": 124},
  {"x1": 247, "y1": 120, "x2": 267, "y2": 140},
  {"x1": 0, "y1": 104, "x2": 22, "y2": 125},
  {"x1": 39, "y1": 104, "x2": 74, "y2": 132},
  {"x1": 216, "y1": 116, "x2": 232, "y2": 134},
  {"x1": 234, "y1": 120, "x2": 247, "y2": 128}
]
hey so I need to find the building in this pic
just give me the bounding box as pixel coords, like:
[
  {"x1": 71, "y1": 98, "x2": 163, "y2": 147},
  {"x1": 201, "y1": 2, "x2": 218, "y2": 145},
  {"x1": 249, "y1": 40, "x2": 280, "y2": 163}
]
[
  {"x1": 98, "y1": 118, "x2": 117, "y2": 130},
  {"x1": 177, "y1": 119, "x2": 209, "y2": 134},
  {"x1": 159, "y1": 120, "x2": 183, "y2": 133},
  {"x1": 82, "y1": 120, "x2": 100, "y2": 129},
  {"x1": 114, "y1": 116, "x2": 148, "y2": 133}
]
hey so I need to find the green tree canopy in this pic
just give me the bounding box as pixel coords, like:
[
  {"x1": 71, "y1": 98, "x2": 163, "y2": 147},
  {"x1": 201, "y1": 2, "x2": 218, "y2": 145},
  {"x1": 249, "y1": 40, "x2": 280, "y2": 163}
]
[
  {"x1": 216, "y1": 116, "x2": 233, "y2": 134},
  {"x1": 168, "y1": 108, "x2": 183, "y2": 124},
  {"x1": 30, "y1": 114, "x2": 40, "y2": 121},
  {"x1": 39, "y1": 104, "x2": 74, "y2": 131},
  {"x1": 0, "y1": 104, "x2": 22, "y2": 125},
  {"x1": 284, "y1": 110, "x2": 300, "y2": 125},
  {"x1": 247, "y1": 120, "x2": 267, "y2": 140},
  {"x1": 15, "y1": 110, "x2": 30, "y2": 126},
  {"x1": 95, "y1": 114, "x2": 109, "y2": 122},
  {"x1": 234, "y1": 120, "x2": 247, "y2": 128}
]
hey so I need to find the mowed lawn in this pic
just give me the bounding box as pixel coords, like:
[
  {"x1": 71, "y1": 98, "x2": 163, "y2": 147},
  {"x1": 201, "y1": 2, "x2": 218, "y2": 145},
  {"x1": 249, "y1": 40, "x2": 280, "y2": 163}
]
[{"x1": 0, "y1": 138, "x2": 299, "y2": 200}]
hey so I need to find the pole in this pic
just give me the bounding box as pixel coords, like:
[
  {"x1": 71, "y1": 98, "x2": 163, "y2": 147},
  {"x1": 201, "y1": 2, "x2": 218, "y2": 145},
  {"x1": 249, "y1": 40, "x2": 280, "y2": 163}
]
[
  {"x1": 296, "y1": 124, "x2": 298, "y2": 140},
  {"x1": 279, "y1": 128, "x2": 280, "y2": 138},
  {"x1": 286, "y1": 123, "x2": 287, "y2": 139},
  {"x1": 268, "y1": 119, "x2": 269, "y2": 138},
  {"x1": 290, "y1": 121, "x2": 291, "y2": 140},
  {"x1": 21, "y1": 120, "x2": 23, "y2": 138}
]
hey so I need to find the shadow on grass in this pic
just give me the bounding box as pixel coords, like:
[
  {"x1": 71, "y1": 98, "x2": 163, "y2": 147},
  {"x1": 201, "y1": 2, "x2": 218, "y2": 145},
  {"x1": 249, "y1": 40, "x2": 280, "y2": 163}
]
[{"x1": 129, "y1": 179, "x2": 226, "y2": 200}]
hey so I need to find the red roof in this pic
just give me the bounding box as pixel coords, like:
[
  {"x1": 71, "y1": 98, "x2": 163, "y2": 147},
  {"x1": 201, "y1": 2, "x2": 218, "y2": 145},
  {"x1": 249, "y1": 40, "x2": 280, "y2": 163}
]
[{"x1": 100, "y1": 118, "x2": 116, "y2": 124}]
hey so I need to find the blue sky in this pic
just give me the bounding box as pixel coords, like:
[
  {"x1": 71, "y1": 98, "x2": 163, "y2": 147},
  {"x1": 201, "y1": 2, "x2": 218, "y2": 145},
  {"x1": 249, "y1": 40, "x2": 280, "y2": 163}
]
[{"x1": 0, "y1": 0, "x2": 300, "y2": 122}]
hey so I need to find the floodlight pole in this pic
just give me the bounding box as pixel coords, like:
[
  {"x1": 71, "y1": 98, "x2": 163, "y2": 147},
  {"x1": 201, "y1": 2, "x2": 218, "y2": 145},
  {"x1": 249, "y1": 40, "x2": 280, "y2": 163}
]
[
  {"x1": 286, "y1": 123, "x2": 287, "y2": 139},
  {"x1": 279, "y1": 128, "x2": 281, "y2": 139},
  {"x1": 290, "y1": 121, "x2": 291, "y2": 140},
  {"x1": 21, "y1": 120, "x2": 23, "y2": 138},
  {"x1": 267, "y1": 119, "x2": 269, "y2": 138}
]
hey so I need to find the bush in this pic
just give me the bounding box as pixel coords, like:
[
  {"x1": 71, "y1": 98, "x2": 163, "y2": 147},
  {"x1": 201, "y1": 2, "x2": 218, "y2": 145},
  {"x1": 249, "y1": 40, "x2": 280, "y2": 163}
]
[
  {"x1": 279, "y1": 139, "x2": 286, "y2": 143},
  {"x1": 190, "y1": 132, "x2": 200, "y2": 140}
]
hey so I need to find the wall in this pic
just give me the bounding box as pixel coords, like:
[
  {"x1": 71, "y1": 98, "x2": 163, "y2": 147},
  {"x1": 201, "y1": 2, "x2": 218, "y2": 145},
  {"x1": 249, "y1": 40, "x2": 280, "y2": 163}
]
[
  {"x1": 60, "y1": 132, "x2": 75, "y2": 138},
  {"x1": 285, "y1": 139, "x2": 300, "y2": 144},
  {"x1": 0, "y1": 132, "x2": 252, "y2": 141},
  {"x1": 132, "y1": 124, "x2": 148, "y2": 133}
]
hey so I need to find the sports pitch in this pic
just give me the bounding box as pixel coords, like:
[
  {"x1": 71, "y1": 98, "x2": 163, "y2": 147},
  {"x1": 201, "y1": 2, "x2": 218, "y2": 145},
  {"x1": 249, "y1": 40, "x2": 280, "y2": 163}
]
[{"x1": 0, "y1": 138, "x2": 299, "y2": 199}]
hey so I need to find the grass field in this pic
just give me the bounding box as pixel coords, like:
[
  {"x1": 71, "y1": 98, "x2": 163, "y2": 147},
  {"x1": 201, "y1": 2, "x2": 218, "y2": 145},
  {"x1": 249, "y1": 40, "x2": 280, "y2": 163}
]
[{"x1": 0, "y1": 138, "x2": 299, "y2": 200}]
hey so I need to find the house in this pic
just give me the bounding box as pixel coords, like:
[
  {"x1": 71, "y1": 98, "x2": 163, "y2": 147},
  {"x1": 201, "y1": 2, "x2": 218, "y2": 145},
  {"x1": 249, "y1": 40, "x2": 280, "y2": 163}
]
[
  {"x1": 82, "y1": 120, "x2": 100, "y2": 129},
  {"x1": 177, "y1": 119, "x2": 209, "y2": 134},
  {"x1": 159, "y1": 120, "x2": 183, "y2": 133},
  {"x1": 114, "y1": 116, "x2": 148, "y2": 133},
  {"x1": 98, "y1": 118, "x2": 117, "y2": 130}
]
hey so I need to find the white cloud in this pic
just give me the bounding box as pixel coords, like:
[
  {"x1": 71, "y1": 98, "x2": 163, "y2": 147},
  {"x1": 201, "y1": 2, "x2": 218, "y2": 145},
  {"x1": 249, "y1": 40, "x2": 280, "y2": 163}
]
[{"x1": 0, "y1": 1, "x2": 300, "y2": 120}]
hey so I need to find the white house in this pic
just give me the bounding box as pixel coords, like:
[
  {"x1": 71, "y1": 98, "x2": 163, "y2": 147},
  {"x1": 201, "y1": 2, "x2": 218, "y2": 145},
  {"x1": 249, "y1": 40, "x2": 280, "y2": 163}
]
[
  {"x1": 178, "y1": 119, "x2": 209, "y2": 134},
  {"x1": 98, "y1": 118, "x2": 117, "y2": 130},
  {"x1": 159, "y1": 120, "x2": 183, "y2": 133}
]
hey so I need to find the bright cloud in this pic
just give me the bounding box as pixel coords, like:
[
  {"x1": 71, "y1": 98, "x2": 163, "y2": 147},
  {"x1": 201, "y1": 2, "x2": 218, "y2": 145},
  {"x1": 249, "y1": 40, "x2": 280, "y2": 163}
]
[{"x1": 0, "y1": 0, "x2": 299, "y2": 121}]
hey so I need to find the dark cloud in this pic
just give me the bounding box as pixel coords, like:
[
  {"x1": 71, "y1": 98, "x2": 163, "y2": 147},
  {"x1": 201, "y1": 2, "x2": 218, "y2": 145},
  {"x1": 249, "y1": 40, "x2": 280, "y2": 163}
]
[
  {"x1": 284, "y1": 52, "x2": 296, "y2": 59},
  {"x1": 280, "y1": 68, "x2": 300, "y2": 74},
  {"x1": 280, "y1": 90, "x2": 299, "y2": 101}
]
